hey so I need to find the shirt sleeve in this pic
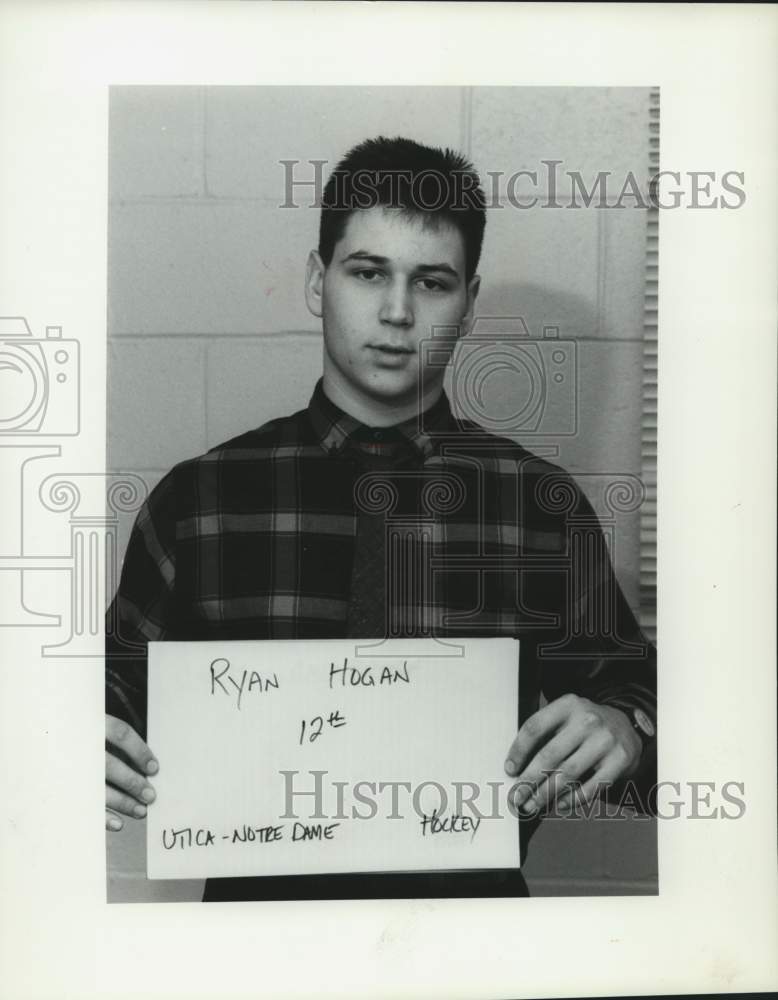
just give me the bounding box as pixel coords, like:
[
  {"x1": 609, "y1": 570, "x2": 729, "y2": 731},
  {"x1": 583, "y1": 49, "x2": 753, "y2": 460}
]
[
  {"x1": 535, "y1": 477, "x2": 657, "y2": 791},
  {"x1": 105, "y1": 470, "x2": 178, "y2": 741}
]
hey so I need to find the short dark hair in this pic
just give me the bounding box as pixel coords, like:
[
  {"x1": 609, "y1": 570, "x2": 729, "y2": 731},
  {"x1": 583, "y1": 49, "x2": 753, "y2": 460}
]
[{"x1": 318, "y1": 136, "x2": 487, "y2": 282}]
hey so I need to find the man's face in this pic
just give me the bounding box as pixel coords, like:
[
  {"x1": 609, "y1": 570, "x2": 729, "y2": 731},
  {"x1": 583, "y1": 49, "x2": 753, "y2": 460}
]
[{"x1": 305, "y1": 206, "x2": 479, "y2": 422}]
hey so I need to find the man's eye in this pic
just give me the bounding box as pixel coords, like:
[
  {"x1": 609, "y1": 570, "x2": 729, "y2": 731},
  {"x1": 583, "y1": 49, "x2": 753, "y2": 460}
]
[
  {"x1": 417, "y1": 277, "x2": 446, "y2": 292},
  {"x1": 355, "y1": 269, "x2": 382, "y2": 282}
]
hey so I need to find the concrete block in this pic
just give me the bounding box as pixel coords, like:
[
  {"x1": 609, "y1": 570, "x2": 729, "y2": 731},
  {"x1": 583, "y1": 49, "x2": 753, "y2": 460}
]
[
  {"x1": 205, "y1": 334, "x2": 323, "y2": 447},
  {"x1": 109, "y1": 86, "x2": 204, "y2": 200},
  {"x1": 471, "y1": 87, "x2": 650, "y2": 202},
  {"x1": 561, "y1": 338, "x2": 645, "y2": 604},
  {"x1": 108, "y1": 201, "x2": 320, "y2": 335},
  {"x1": 108, "y1": 338, "x2": 207, "y2": 470},
  {"x1": 205, "y1": 86, "x2": 464, "y2": 200},
  {"x1": 601, "y1": 207, "x2": 649, "y2": 339},
  {"x1": 449, "y1": 248, "x2": 633, "y2": 455},
  {"x1": 444, "y1": 335, "x2": 645, "y2": 604},
  {"x1": 444, "y1": 337, "x2": 645, "y2": 489},
  {"x1": 570, "y1": 338, "x2": 644, "y2": 476},
  {"x1": 474, "y1": 202, "x2": 600, "y2": 339}
]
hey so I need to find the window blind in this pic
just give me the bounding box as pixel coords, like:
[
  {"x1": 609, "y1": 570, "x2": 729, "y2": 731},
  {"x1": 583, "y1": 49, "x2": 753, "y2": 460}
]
[{"x1": 639, "y1": 87, "x2": 659, "y2": 641}]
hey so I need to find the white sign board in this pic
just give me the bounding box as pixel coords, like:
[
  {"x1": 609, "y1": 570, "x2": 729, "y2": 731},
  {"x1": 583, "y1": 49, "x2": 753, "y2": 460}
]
[{"x1": 147, "y1": 638, "x2": 520, "y2": 879}]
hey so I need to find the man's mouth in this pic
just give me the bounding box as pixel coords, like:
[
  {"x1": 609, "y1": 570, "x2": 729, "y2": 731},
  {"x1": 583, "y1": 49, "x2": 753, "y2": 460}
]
[{"x1": 370, "y1": 344, "x2": 414, "y2": 355}]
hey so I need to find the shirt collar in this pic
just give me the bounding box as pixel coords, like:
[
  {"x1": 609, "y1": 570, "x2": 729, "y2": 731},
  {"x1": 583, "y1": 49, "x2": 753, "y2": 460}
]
[{"x1": 307, "y1": 379, "x2": 456, "y2": 461}]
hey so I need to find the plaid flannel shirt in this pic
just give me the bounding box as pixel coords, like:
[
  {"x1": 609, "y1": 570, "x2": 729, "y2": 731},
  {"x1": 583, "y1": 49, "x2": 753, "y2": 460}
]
[{"x1": 106, "y1": 379, "x2": 656, "y2": 745}]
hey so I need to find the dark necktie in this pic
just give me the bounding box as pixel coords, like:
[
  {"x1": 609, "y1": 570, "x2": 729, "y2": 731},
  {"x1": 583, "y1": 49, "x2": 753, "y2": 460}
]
[{"x1": 345, "y1": 432, "x2": 410, "y2": 639}]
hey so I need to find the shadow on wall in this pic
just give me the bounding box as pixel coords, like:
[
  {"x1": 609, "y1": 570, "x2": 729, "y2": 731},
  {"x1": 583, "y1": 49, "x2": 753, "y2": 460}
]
[
  {"x1": 453, "y1": 281, "x2": 645, "y2": 606},
  {"x1": 467, "y1": 280, "x2": 642, "y2": 466}
]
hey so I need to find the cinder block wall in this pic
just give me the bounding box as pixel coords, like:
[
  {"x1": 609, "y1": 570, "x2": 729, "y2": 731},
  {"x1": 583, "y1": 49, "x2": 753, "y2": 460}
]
[{"x1": 107, "y1": 86, "x2": 657, "y2": 902}]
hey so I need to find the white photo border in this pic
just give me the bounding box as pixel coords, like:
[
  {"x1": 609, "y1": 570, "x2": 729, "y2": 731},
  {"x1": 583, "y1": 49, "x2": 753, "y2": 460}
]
[{"x1": 0, "y1": 2, "x2": 775, "y2": 998}]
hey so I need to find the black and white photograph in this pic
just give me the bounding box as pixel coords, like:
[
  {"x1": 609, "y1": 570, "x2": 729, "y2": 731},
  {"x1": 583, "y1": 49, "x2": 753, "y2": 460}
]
[
  {"x1": 0, "y1": 3, "x2": 775, "y2": 998},
  {"x1": 104, "y1": 85, "x2": 659, "y2": 904}
]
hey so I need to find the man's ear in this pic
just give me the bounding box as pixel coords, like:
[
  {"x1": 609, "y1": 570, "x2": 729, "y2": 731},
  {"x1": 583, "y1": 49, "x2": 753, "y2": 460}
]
[
  {"x1": 305, "y1": 249, "x2": 325, "y2": 319},
  {"x1": 461, "y1": 274, "x2": 481, "y2": 336}
]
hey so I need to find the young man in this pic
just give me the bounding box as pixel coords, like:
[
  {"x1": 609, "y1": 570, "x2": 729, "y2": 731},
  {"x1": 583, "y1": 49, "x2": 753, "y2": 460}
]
[{"x1": 106, "y1": 137, "x2": 656, "y2": 900}]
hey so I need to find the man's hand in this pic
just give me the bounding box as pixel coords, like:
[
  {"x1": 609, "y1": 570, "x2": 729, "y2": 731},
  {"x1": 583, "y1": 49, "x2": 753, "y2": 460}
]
[
  {"x1": 504, "y1": 694, "x2": 642, "y2": 815},
  {"x1": 105, "y1": 714, "x2": 158, "y2": 831}
]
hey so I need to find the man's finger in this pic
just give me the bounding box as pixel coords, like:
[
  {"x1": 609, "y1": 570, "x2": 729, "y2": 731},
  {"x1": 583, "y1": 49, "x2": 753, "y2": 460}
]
[
  {"x1": 504, "y1": 694, "x2": 578, "y2": 775},
  {"x1": 509, "y1": 723, "x2": 585, "y2": 801},
  {"x1": 105, "y1": 714, "x2": 158, "y2": 776},
  {"x1": 106, "y1": 784, "x2": 149, "y2": 819},
  {"x1": 518, "y1": 730, "x2": 614, "y2": 814},
  {"x1": 106, "y1": 751, "x2": 156, "y2": 805},
  {"x1": 559, "y1": 756, "x2": 627, "y2": 810},
  {"x1": 106, "y1": 810, "x2": 124, "y2": 832}
]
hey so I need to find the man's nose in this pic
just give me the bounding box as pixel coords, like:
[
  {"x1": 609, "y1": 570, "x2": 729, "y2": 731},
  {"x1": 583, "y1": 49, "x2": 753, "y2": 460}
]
[{"x1": 378, "y1": 279, "x2": 413, "y2": 326}]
